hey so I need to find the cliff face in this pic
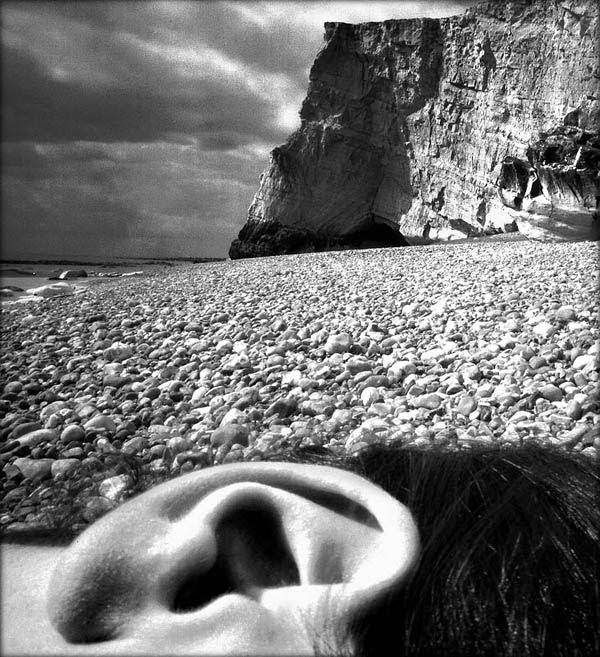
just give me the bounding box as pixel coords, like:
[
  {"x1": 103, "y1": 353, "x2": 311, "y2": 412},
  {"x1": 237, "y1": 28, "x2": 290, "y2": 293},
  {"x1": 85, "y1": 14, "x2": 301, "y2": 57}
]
[{"x1": 229, "y1": 0, "x2": 600, "y2": 258}]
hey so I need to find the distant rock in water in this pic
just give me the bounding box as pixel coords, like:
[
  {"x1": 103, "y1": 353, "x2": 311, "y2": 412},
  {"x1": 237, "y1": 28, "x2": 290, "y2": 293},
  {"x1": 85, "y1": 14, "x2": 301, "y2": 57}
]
[
  {"x1": 1, "y1": 268, "x2": 37, "y2": 276},
  {"x1": 59, "y1": 269, "x2": 88, "y2": 280},
  {"x1": 230, "y1": 0, "x2": 599, "y2": 258}
]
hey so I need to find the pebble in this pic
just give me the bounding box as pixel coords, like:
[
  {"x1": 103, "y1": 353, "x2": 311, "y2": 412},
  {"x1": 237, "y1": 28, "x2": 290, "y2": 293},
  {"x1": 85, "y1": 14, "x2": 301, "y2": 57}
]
[
  {"x1": 265, "y1": 398, "x2": 297, "y2": 418},
  {"x1": 324, "y1": 333, "x2": 353, "y2": 354},
  {"x1": 528, "y1": 356, "x2": 547, "y2": 370},
  {"x1": 555, "y1": 305, "x2": 577, "y2": 322},
  {"x1": 166, "y1": 436, "x2": 192, "y2": 455},
  {"x1": 60, "y1": 424, "x2": 86, "y2": 443},
  {"x1": 122, "y1": 435, "x2": 145, "y2": 455},
  {"x1": 14, "y1": 429, "x2": 58, "y2": 450},
  {"x1": 566, "y1": 399, "x2": 583, "y2": 420},
  {"x1": 0, "y1": 239, "x2": 597, "y2": 528},
  {"x1": 539, "y1": 384, "x2": 563, "y2": 402},
  {"x1": 51, "y1": 458, "x2": 81, "y2": 478},
  {"x1": 10, "y1": 422, "x2": 43, "y2": 440},
  {"x1": 220, "y1": 408, "x2": 247, "y2": 425},
  {"x1": 210, "y1": 424, "x2": 250, "y2": 447},
  {"x1": 84, "y1": 415, "x2": 117, "y2": 433},
  {"x1": 412, "y1": 393, "x2": 444, "y2": 411},
  {"x1": 103, "y1": 342, "x2": 133, "y2": 362},
  {"x1": 572, "y1": 354, "x2": 596, "y2": 371},
  {"x1": 345, "y1": 356, "x2": 373, "y2": 375},
  {"x1": 13, "y1": 457, "x2": 54, "y2": 481},
  {"x1": 559, "y1": 424, "x2": 590, "y2": 447},
  {"x1": 98, "y1": 475, "x2": 132, "y2": 502},
  {"x1": 62, "y1": 447, "x2": 84, "y2": 458},
  {"x1": 360, "y1": 387, "x2": 381, "y2": 406},
  {"x1": 456, "y1": 395, "x2": 477, "y2": 416},
  {"x1": 532, "y1": 321, "x2": 555, "y2": 339}
]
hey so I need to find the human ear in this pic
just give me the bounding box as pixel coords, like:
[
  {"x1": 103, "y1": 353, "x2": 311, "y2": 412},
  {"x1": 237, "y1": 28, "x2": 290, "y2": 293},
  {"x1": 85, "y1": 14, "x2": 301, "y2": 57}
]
[{"x1": 48, "y1": 462, "x2": 419, "y2": 655}]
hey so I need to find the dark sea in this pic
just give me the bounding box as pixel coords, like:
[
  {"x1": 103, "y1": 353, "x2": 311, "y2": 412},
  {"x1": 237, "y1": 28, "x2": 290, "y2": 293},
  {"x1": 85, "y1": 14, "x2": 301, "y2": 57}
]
[{"x1": 0, "y1": 252, "x2": 222, "y2": 291}]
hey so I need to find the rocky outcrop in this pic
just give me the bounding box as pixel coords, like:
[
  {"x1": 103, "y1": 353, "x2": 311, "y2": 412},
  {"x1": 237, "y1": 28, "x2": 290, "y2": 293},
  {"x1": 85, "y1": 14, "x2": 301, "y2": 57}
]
[
  {"x1": 229, "y1": 0, "x2": 599, "y2": 258},
  {"x1": 496, "y1": 124, "x2": 600, "y2": 241}
]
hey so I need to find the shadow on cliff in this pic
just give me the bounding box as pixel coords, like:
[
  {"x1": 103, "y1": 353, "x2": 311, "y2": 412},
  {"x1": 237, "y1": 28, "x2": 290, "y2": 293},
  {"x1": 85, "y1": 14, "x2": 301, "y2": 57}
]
[
  {"x1": 229, "y1": 18, "x2": 446, "y2": 259},
  {"x1": 229, "y1": 216, "x2": 409, "y2": 259}
]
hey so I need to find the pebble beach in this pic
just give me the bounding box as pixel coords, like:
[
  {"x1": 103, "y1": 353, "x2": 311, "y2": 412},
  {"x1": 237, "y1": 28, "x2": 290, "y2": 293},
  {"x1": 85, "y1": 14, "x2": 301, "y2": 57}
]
[{"x1": 1, "y1": 238, "x2": 598, "y2": 531}]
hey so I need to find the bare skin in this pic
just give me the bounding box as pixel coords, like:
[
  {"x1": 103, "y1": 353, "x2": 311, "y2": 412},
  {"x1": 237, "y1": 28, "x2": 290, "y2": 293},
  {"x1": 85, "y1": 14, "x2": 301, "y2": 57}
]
[{"x1": 1, "y1": 462, "x2": 419, "y2": 656}]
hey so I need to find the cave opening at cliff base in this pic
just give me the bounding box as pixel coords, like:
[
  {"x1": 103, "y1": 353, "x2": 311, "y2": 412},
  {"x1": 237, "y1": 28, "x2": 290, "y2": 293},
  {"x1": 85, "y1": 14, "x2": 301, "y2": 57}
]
[{"x1": 342, "y1": 217, "x2": 410, "y2": 249}]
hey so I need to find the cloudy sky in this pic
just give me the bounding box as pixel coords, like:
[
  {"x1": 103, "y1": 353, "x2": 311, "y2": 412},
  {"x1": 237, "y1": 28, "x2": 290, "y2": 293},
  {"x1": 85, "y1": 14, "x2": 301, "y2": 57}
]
[{"x1": 2, "y1": 1, "x2": 476, "y2": 260}]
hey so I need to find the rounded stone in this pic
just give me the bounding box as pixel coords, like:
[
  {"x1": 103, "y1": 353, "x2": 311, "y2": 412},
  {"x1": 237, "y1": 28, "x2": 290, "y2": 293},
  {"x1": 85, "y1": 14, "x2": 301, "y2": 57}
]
[
  {"x1": 51, "y1": 458, "x2": 81, "y2": 479},
  {"x1": 13, "y1": 457, "x2": 54, "y2": 481},
  {"x1": 16, "y1": 429, "x2": 58, "y2": 449},
  {"x1": 566, "y1": 399, "x2": 583, "y2": 420},
  {"x1": 210, "y1": 424, "x2": 250, "y2": 448},
  {"x1": 265, "y1": 398, "x2": 297, "y2": 418},
  {"x1": 4, "y1": 381, "x2": 23, "y2": 395},
  {"x1": 62, "y1": 447, "x2": 84, "y2": 458},
  {"x1": 98, "y1": 474, "x2": 132, "y2": 502},
  {"x1": 60, "y1": 424, "x2": 86, "y2": 444},
  {"x1": 360, "y1": 387, "x2": 381, "y2": 407},
  {"x1": 122, "y1": 435, "x2": 145, "y2": 455},
  {"x1": 412, "y1": 393, "x2": 443, "y2": 411},
  {"x1": 345, "y1": 357, "x2": 373, "y2": 375},
  {"x1": 532, "y1": 322, "x2": 554, "y2": 339},
  {"x1": 555, "y1": 306, "x2": 577, "y2": 322},
  {"x1": 219, "y1": 407, "x2": 247, "y2": 425},
  {"x1": 102, "y1": 375, "x2": 130, "y2": 388},
  {"x1": 572, "y1": 354, "x2": 596, "y2": 371},
  {"x1": 10, "y1": 422, "x2": 43, "y2": 440},
  {"x1": 324, "y1": 333, "x2": 353, "y2": 354},
  {"x1": 103, "y1": 342, "x2": 134, "y2": 362},
  {"x1": 528, "y1": 356, "x2": 547, "y2": 370},
  {"x1": 539, "y1": 384, "x2": 563, "y2": 402},
  {"x1": 84, "y1": 415, "x2": 117, "y2": 433},
  {"x1": 456, "y1": 395, "x2": 477, "y2": 416},
  {"x1": 358, "y1": 375, "x2": 390, "y2": 392},
  {"x1": 166, "y1": 436, "x2": 193, "y2": 455}
]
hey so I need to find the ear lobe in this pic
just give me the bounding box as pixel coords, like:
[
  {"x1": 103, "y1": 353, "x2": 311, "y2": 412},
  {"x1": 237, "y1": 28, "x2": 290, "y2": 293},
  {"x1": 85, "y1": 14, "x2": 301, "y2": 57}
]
[{"x1": 48, "y1": 462, "x2": 419, "y2": 655}]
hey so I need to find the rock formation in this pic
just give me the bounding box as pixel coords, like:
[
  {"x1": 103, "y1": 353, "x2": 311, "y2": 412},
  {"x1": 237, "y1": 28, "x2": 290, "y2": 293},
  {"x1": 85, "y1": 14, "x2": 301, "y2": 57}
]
[{"x1": 229, "y1": 0, "x2": 599, "y2": 258}]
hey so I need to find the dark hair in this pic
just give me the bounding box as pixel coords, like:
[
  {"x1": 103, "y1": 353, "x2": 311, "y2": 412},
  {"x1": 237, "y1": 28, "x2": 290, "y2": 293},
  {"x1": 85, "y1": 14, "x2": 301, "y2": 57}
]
[
  {"x1": 3, "y1": 442, "x2": 598, "y2": 656},
  {"x1": 0, "y1": 524, "x2": 78, "y2": 546},
  {"x1": 332, "y1": 442, "x2": 600, "y2": 657}
]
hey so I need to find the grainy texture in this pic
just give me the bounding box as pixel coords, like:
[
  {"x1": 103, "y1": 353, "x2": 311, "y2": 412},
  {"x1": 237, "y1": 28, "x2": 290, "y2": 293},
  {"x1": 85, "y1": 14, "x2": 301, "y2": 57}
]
[
  {"x1": 0, "y1": 238, "x2": 598, "y2": 530},
  {"x1": 230, "y1": 0, "x2": 600, "y2": 257}
]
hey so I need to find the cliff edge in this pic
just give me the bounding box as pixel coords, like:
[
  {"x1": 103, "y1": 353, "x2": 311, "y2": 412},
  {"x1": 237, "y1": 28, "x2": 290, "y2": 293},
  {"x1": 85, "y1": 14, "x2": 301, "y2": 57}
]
[{"x1": 229, "y1": 0, "x2": 599, "y2": 258}]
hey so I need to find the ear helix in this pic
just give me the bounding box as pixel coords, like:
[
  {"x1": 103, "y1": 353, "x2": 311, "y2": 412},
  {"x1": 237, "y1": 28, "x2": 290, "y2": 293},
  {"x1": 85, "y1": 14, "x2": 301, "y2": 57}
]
[{"x1": 47, "y1": 462, "x2": 420, "y2": 651}]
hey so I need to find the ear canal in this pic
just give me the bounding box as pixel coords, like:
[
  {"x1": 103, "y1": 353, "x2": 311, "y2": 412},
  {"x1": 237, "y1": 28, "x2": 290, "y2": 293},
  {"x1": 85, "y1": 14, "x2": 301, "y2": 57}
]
[
  {"x1": 216, "y1": 504, "x2": 301, "y2": 590},
  {"x1": 172, "y1": 504, "x2": 301, "y2": 612}
]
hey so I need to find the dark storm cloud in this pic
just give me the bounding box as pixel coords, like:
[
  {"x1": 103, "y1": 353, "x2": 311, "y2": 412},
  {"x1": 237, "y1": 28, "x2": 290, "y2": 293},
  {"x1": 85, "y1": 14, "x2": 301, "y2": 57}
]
[
  {"x1": 2, "y1": 139, "x2": 261, "y2": 258},
  {"x1": 2, "y1": 1, "x2": 306, "y2": 146},
  {"x1": 51, "y1": 2, "x2": 314, "y2": 91}
]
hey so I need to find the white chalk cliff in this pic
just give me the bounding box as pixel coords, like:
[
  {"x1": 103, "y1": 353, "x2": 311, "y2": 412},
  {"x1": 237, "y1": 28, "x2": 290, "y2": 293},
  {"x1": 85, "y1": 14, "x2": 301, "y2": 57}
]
[{"x1": 230, "y1": 0, "x2": 599, "y2": 258}]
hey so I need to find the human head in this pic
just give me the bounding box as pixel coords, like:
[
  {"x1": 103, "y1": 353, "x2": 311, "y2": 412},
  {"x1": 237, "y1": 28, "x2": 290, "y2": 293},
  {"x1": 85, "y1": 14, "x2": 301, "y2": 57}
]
[{"x1": 1, "y1": 441, "x2": 599, "y2": 656}]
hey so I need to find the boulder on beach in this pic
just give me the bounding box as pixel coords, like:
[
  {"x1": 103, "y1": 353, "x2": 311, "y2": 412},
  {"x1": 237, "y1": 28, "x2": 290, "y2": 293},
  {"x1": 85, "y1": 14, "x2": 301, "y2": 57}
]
[{"x1": 29, "y1": 282, "x2": 75, "y2": 298}]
